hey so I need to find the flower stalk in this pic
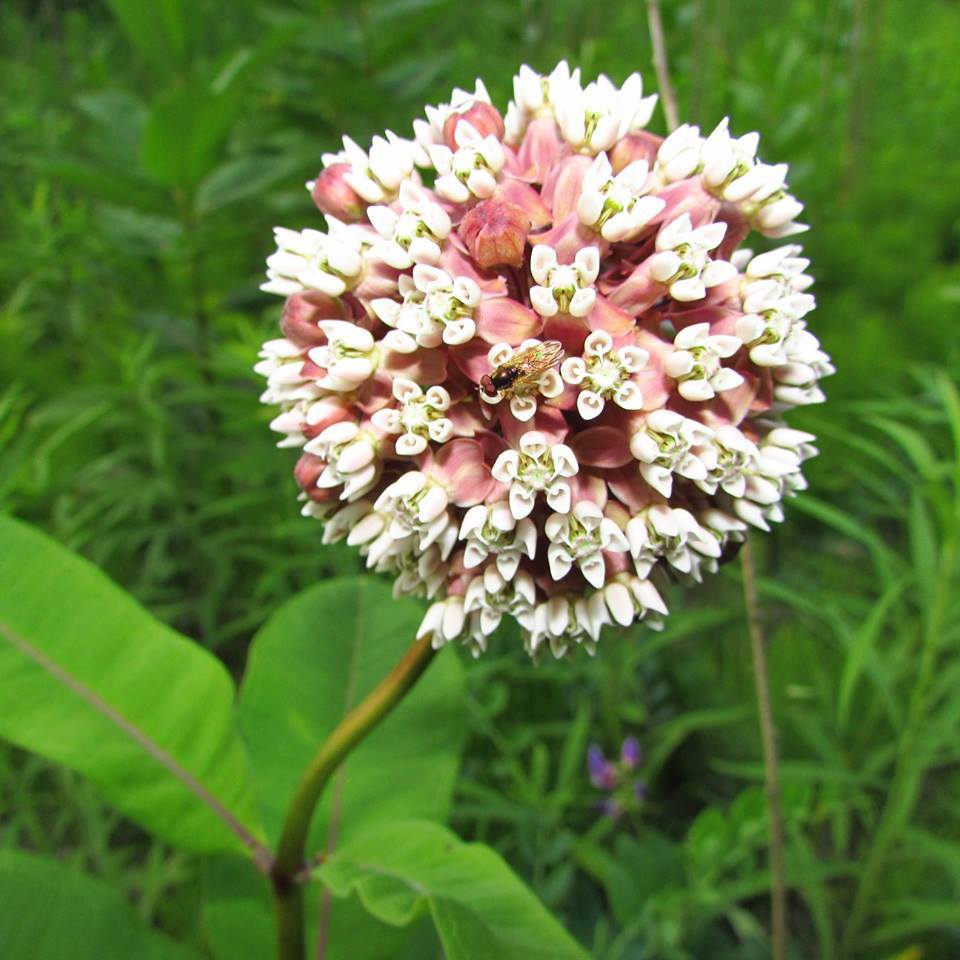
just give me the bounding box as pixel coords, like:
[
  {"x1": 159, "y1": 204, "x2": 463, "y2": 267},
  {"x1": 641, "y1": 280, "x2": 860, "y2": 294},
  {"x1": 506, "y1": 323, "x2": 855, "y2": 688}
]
[{"x1": 269, "y1": 631, "x2": 439, "y2": 960}]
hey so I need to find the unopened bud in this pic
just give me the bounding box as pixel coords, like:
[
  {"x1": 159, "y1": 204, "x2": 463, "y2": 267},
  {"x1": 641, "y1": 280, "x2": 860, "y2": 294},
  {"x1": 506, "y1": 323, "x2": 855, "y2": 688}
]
[
  {"x1": 294, "y1": 452, "x2": 334, "y2": 501},
  {"x1": 444, "y1": 101, "x2": 505, "y2": 149},
  {"x1": 309, "y1": 163, "x2": 367, "y2": 222},
  {"x1": 459, "y1": 199, "x2": 530, "y2": 270}
]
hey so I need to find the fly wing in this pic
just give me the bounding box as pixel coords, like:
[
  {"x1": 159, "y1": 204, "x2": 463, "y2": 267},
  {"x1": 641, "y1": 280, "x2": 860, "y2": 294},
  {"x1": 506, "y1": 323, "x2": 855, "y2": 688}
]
[{"x1": 491, "y1": 341, "x2": 566, "y2": 395}]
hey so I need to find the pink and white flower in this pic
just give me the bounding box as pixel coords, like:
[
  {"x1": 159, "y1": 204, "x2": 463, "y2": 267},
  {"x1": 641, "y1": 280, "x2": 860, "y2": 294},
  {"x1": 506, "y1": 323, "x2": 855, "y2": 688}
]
[
  {"x1": 530, "y1": 245, "x2": 600, "y2": 318},
  {"x1": 459, "y1": 502, "x2": 537, "y2": 579},
  {"x1": 626, "y1": 505, "x2": 722, "y2": 581},
  {"x1": 554, "y1": 72, "x2": 656, "y2": 154},
  {"x1": 303, "y1": 420, "x2": 381, "y2": 501},
  {"x1": 321, "y1": 133, "x2": 416, "y2": 205},
  {"x1": 261, "y1": 222, "x2": 367, "y2": 298},
  {"x1": 629, "y1": 410, "x2": 713, "y2": 497},
  {"x1": 256, "y1": 61, "x2": 832, "y2": 657},
  {"x1": 491, "y1": 430, "x2": 579, "y2": 519},
  {"x1": 544, "y1": 501, "x2": 629, "y2": 587},
  {"x1": 577, "y1": 153, "x2": 665, "y2": 242},
  {"x1": 373, "y1": 266, "x2": 480, "y2": 349},
  {"x1": 663, "y1": 322, "x2": 745, "y2": 401},
  {"x1": 366, "y1": 182, "x2": 451, "y2": 269},
  {"x1": 463, "y1": 564, "x2": 537, "y2": 646},
  {"x1": 429, "y1": 121, "x2": 505, "y2": 203},
  {"x1": 560, "y1": 329, "x2": 649, "y2": 420},
  {"x1": 371, "y1": 378, "x2": 453, "y2": 456},
  {"x1": 305, "y1": 319, "x2": 381, "y2": 391},
  {"x1": 649, "y1": 215, "x2": 738, "y2": 302}
]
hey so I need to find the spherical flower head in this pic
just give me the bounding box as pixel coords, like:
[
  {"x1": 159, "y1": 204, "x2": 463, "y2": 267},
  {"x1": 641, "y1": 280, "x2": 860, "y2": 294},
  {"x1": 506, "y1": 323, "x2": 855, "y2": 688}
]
[{"x1": 256, "y1": 62, "x2": 833, "y2": 658}]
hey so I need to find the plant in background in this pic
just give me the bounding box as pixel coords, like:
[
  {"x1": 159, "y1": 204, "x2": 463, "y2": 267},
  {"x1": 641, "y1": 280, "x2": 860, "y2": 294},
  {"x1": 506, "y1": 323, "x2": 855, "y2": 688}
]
[
  {"x1": 587, "y1": 736, "x2": 646, "y2": 818},
  {"x1": 6, "y1": 1, "x2": 960, "y2": 957},
  {"x1": 257, "y1": 60, "x2": 833, "y2": 663}
]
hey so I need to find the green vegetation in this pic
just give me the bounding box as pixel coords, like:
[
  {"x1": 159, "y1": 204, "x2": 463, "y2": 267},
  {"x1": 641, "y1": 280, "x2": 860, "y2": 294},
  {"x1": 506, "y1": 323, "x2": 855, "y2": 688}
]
[{"x1": 1, "y1": 1, "x2": 959, "y2": 958}]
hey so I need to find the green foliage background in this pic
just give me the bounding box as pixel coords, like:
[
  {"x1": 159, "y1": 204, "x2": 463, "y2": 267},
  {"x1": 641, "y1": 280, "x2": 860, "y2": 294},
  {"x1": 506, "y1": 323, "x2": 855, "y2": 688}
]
[{"x1": 1, "y1": 0, "x2": 959, "y2": 957}]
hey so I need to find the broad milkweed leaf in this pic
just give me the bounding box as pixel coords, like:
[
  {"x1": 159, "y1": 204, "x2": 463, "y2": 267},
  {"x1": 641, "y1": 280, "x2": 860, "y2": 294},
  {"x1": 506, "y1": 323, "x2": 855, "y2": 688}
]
[
  {"x1": 316, "y1": 820, "x2": 590, "y2": 960},
  {"x1": 237, "y1": 577, "x2": 465, "y2": 847},
  {"x1": 0, "y1": 515, "x2": 264, "y2": 857},
  {"x1": 201, "y1": 854, "x2": 435, "y2": 960},
  {"x1": 234, "y1": 577, "x2": 465, "y2": 960},
  {"x1": 0, "y1": 849, "x2": 202, "y2": 960}
]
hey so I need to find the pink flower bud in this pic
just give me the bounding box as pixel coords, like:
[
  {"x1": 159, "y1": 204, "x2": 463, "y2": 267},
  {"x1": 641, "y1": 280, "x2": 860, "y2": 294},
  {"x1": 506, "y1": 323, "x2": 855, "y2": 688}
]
[
  {"x1": 459, "y1": 199, "x2": 531, "y2": 270},
  {"x1": 309, "y1": 163, "x2": 367, "y2": 222},
  {"x1": 294, "y1": 453, "x2": 336, "y2": 501},
  {"x1": 281, "y1": 292, "x2": 345, "y2": 347},
  {"x1": 444, "y1": 102, "x2": 505, "y2": 149}
]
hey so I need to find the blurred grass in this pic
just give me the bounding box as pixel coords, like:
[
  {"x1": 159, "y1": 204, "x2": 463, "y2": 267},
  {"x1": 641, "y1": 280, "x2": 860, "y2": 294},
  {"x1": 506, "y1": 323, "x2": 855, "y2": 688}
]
[{"x1": 1, "y1": 0, "x2": 959, "y2": 958}]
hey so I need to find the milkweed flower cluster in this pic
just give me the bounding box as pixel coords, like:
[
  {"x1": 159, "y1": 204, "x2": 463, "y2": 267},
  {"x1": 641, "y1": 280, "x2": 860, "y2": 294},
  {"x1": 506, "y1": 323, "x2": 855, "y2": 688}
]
[{"x1": 256, "y1": 62, "x2": 832, "y2": 660}]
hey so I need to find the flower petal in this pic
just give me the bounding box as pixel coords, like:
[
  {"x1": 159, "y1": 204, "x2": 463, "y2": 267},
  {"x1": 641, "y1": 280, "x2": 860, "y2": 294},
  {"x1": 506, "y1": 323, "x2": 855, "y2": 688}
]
[
  {"x1": 476, "y1": 297, "x2": 544, "y2": 345},
  {"x1": 570, "y1": 427, "x2": 634, "y2": 468},
  {"x1": 434, "y1": 438, "x2": 494, "y2": 506}
]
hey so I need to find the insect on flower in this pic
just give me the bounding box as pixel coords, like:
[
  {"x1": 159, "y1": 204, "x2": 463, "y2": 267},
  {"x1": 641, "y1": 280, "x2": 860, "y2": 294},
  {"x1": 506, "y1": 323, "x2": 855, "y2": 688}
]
[{"x1": 480, "y1": 340, "x2": 565, "y2": 398}]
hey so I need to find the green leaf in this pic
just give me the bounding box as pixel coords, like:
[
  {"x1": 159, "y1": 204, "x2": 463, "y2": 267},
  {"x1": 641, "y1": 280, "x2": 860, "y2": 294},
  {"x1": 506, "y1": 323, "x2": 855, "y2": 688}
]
[
  {"x1": 141, "y1": 86, "x2": 239, "y2": 189},
  {"x1": 238, "y1": 577, "x2": 465, "y2": 848},
  {"x1": 0, "y1": 514, "x2": 263, "y2": 855},
  {"x1": 105, "y1": 0, "x2": 198, "y2": 71},
  {"x1": 75, "y1": 90, "x2": 147, "y2": 170},
  {"x1": 837, "y1": 577, "x2": 907, "y2": 729},
  {"x1": 195, "y1": 153, "x2": 309, "y2": 215},
  {"x1": 317, "y1": 820, "x2": 590, "y2": 960},
  {"x1": 863, "y1": 899, "x2": 960, "y2": 946},
  {"x1": 202, "y1": 854, "x2": 438, "y2": 960},
  {"x1": 200, "y1": 856, "x2": 275, "y2": 960},
  {"x1": 0, "y1": 849, "x2": 201, "y2": 960},
  {"x1": 646, "y1": 706, "x2": 752, "y2": 778},
  {"x1": 37, "y1": 159, "x2": 170, "y2": 213},
  {"x1": 791, "y1": 496, "x2": 900, "y2": 585}
]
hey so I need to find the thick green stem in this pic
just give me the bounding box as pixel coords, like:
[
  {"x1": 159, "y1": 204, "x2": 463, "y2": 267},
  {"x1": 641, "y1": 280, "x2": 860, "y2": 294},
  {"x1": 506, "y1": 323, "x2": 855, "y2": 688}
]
[
  {"x1": 741, "y1": 539, "x2": 788, "y2": 960},
  {"x1": 269, "y1": 631, "x2": 438, "y2": 960}
]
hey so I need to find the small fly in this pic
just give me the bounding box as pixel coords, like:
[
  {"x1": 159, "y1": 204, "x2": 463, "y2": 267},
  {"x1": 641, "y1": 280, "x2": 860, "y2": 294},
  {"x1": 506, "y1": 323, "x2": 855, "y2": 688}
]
[{"x1": 480, "y1": 340, "x2": 565, "y2": 399}]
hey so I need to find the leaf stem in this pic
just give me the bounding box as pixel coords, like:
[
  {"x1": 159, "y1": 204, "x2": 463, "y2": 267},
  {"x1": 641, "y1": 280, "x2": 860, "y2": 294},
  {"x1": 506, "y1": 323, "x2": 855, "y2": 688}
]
[
  {"x1": 269, "y1": 631, "x2": 439, "y2": 960},
  {"x1": 741, "y1": 538, "x2": 788, "y2": 960}
]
